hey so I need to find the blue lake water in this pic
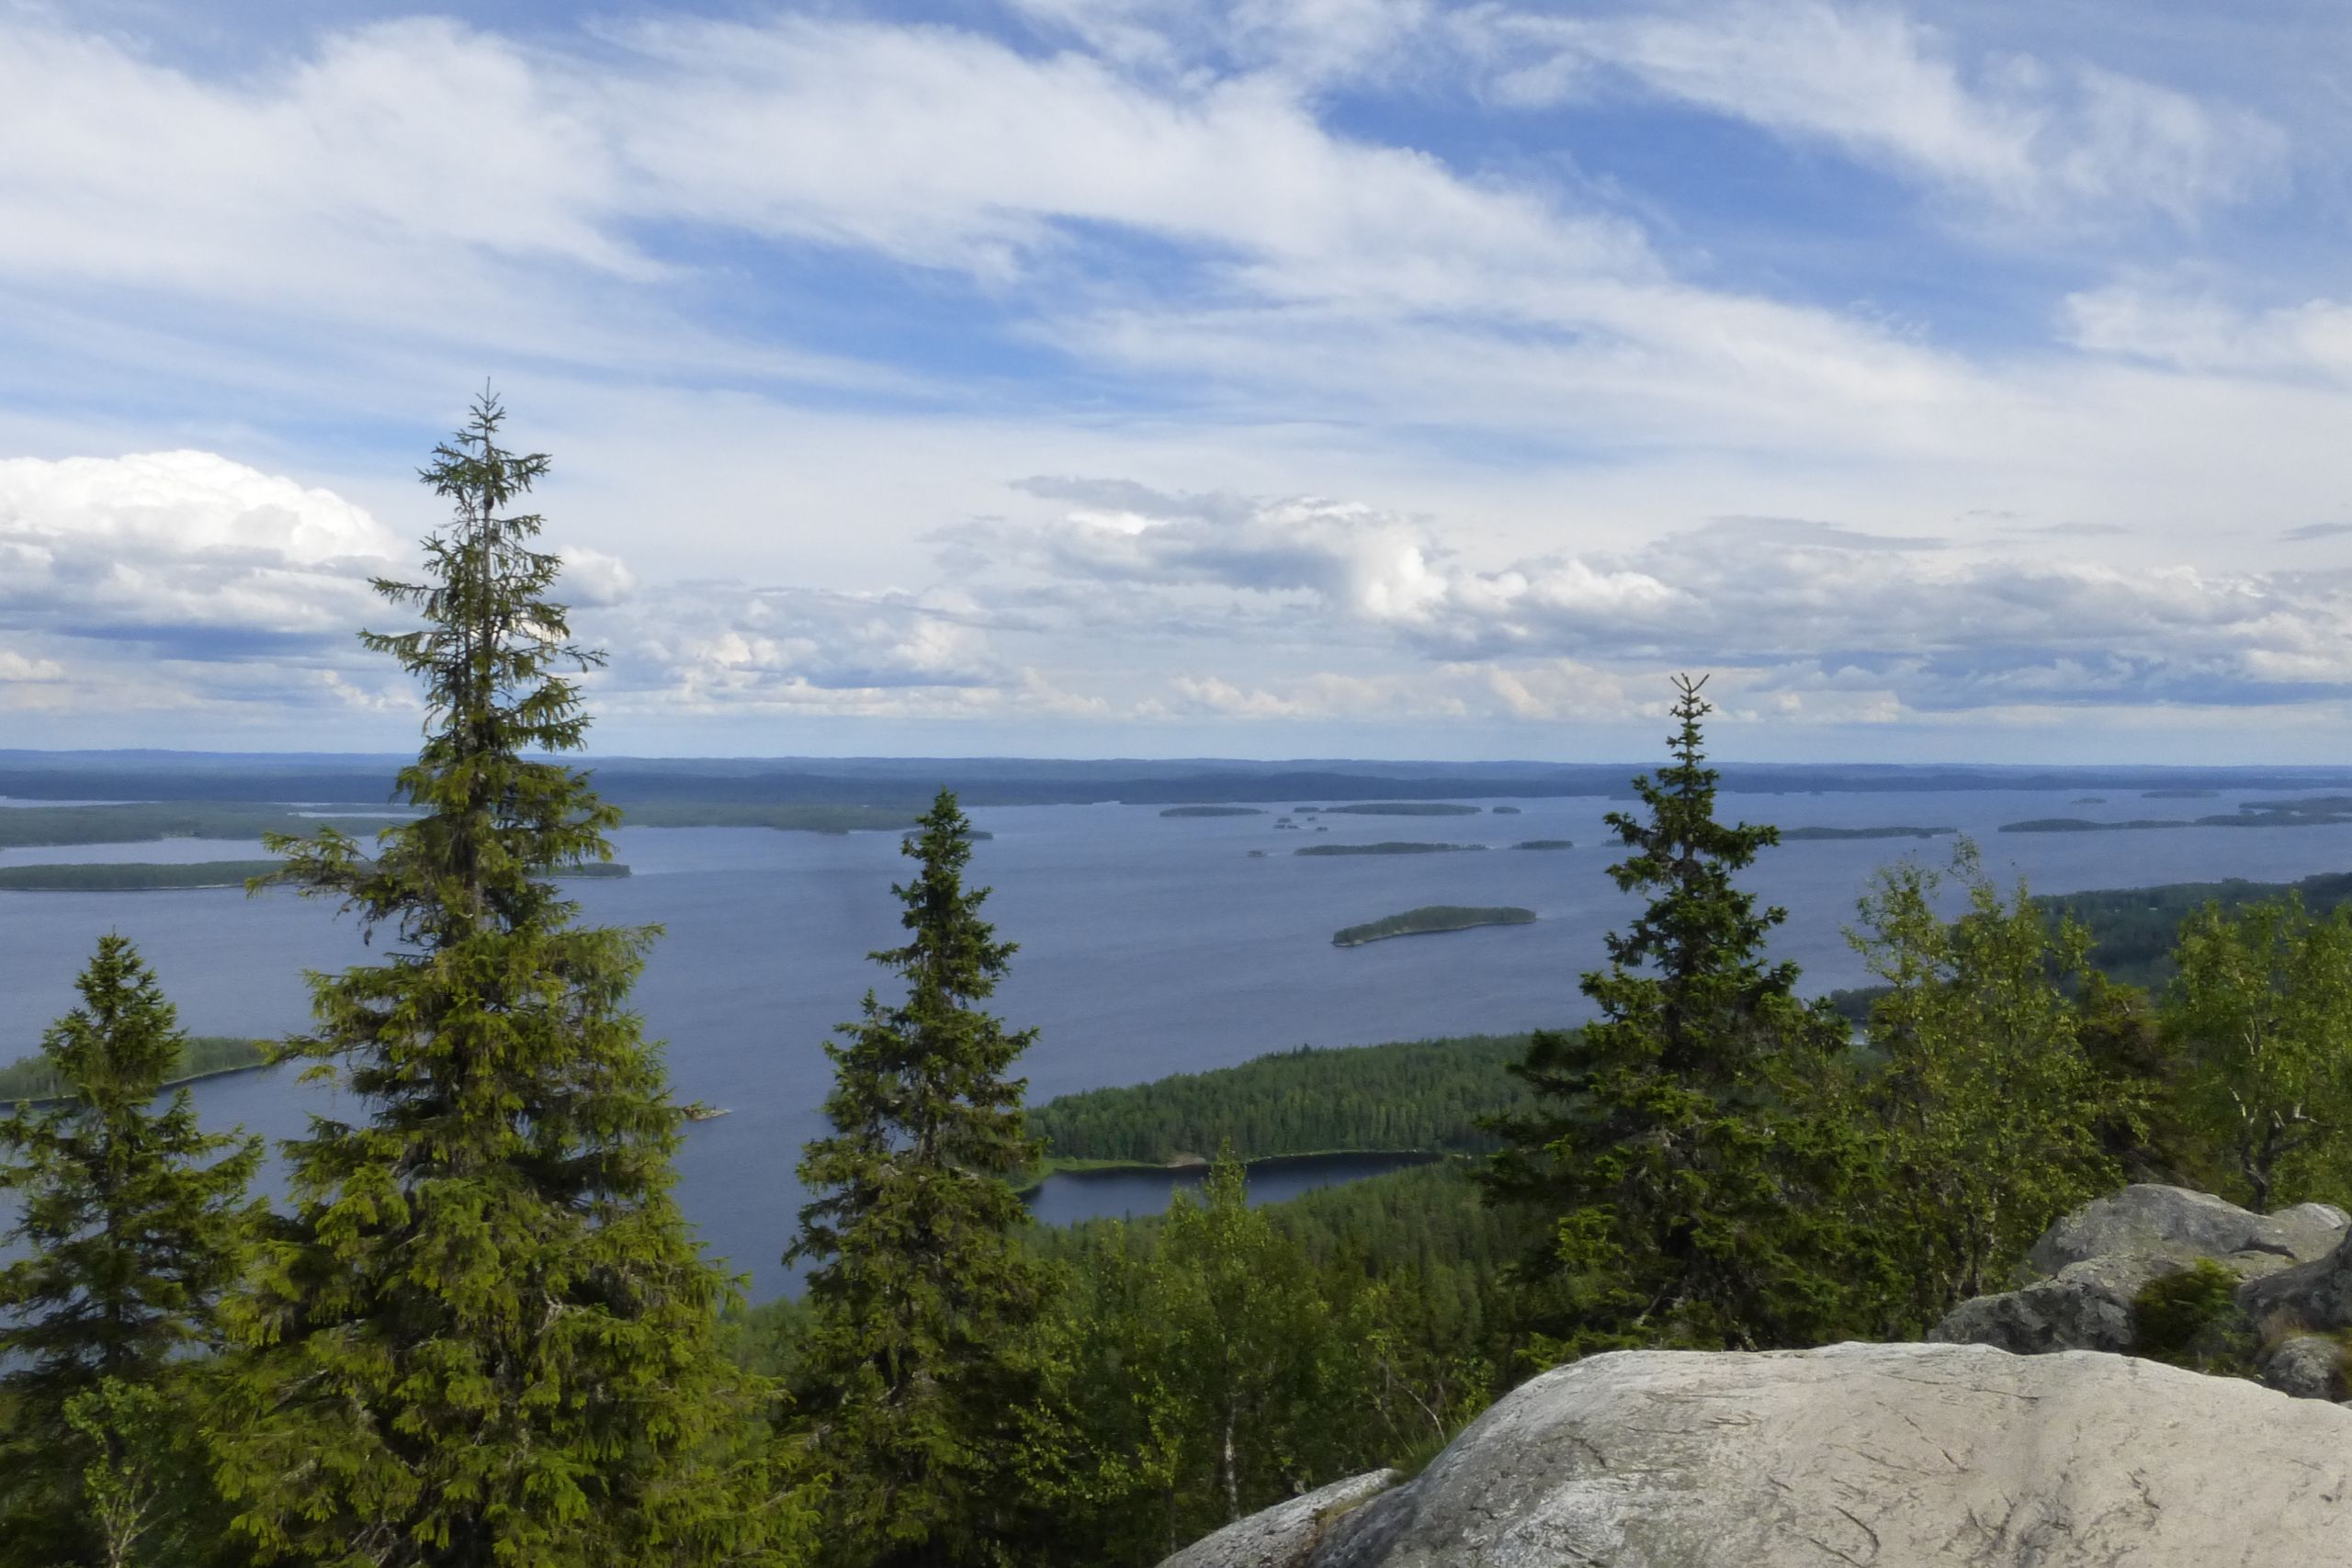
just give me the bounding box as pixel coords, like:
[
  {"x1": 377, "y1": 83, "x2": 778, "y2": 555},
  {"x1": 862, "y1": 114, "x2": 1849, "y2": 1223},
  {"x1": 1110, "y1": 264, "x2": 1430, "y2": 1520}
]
[{"x1": 6, "y1": 788, "x2": 2352, "y2": 1298}]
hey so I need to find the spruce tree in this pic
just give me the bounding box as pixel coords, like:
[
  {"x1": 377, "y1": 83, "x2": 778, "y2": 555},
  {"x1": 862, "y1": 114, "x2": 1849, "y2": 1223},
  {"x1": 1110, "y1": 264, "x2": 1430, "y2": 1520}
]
[
  {"x1": 788, "y1": 788, "x2": 1049, "y2": 1567},
  {"x1": 0, "y1": 934, "x2": 259, "y2": 1567},
  {"x1": 211, "y1": 394, "x2": 808, "y2": 1567},
  {"x1": 1482, "y1": 673, "x2": 1852, "y2": 1358}
]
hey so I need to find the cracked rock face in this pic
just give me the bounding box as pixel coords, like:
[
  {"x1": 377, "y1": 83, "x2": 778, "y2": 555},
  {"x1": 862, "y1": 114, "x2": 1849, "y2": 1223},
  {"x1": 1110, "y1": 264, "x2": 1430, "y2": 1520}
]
[
  {"x1": 1159, "y1": 1472, "x2": 1396, "y2": 1568},
  {"x1": 1168, "y1": 1343, "x2": 2352, "y2": 1568}
]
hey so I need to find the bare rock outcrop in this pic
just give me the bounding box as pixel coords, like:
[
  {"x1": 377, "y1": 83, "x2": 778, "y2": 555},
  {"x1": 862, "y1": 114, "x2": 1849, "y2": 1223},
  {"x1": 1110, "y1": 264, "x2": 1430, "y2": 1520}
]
[
  {"x1": 1931, "y1": 1183, "x2": 2349, "y2": 1357},
  {"x1": 1159, "y1": 1472, "x2": 1395, "y2": 1568},
  {"x1": 1162, "y1": 1342, "x2": 2352, "y2": 1568}
]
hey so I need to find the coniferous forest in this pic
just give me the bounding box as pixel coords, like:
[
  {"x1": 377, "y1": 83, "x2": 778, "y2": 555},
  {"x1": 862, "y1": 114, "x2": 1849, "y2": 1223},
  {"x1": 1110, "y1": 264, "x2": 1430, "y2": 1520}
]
[{"x1": 12, "y1": 404, "x2": 2352, "y2": 1565}]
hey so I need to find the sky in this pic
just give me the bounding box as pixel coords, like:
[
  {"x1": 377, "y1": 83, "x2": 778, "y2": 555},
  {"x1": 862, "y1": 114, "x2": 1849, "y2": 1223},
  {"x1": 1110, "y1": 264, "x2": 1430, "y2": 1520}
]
[{"x1": 4, "y1": 0, "x2": 2352, "y2": 761}]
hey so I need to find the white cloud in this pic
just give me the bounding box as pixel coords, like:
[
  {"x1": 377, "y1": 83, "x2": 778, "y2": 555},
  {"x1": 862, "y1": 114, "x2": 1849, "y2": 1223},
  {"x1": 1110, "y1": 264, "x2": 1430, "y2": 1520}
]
[{"x1": 1467, "y1": 1, "x2": 2283, "y2": 229}]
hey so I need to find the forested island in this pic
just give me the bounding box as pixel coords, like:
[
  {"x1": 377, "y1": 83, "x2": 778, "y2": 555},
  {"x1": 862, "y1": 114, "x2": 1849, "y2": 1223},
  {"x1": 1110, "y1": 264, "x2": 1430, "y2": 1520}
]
[
  {"x1": 0, "y1": 1033, "x2": 267, "y2": 1101},
  {"x1": 0, "y1": 860, "x2": 631, "y2": 892},
  {"x1": 1779, "y1": 824, "x2": 1954, "y2": 840},
  {"x1": 1304, "y1": 802, "x2": 1481, "y2": 816},
  {"x1": 0, "y1": 802, "x2": 411, "y2": 849},
  {"x1": 1295, "y1": 840, "x2": 1485, "y2": 856},
  {"x1": 1157, "y1": 805, "x2": 1265, "y2": 818},
  {"x1": 1332, "y1": 906, "x2": 1536, "y2": 947},
  {"x1": 1510, "y1": 838, "x2": 1575, "y2": 851}
]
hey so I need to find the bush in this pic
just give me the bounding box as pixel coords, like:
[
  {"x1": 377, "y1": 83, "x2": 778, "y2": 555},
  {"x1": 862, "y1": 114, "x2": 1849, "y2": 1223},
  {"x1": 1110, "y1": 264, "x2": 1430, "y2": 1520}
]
[{"x1": 2132, "y1": 1261, "x2": 2256, "y2": 1375}]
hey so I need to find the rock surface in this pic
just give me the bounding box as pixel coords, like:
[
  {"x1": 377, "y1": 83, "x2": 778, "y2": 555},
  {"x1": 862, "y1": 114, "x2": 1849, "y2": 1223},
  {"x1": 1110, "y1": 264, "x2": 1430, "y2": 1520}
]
[
  {"x1": 1933, "y1": 1184, "x2": 2351, "y2": 1356},
  {"x1": 2259, "y1": 1333, "x2": 2345, "y2": 1400},
  {"x1": 1167, "y1": 1342, "x2": 2352, "y2": 1568},
  {"x1": 1928, "y1": 1250, "x2": 2179, "y2": 1354},
  {"x1": 2242, "y1": 1234, "x2": 2352, "y2": 1333},
  {"x1": 1159, "y1": 1472, "x2": 1395, "y2": 1568},
  {"x1": 2027, "y1": 1184, "x2": 2345, "y2": 1276}
]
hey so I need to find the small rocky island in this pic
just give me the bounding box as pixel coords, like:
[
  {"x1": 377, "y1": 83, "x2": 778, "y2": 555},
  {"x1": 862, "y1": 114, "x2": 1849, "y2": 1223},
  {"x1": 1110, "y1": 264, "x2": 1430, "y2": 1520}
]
[
  {"x1": 1158, "y1": 805, "x2": 1267, "y2": 818},
  {"x1": 1331, "y1": 905, "x2": 1536, "y2": 946}
]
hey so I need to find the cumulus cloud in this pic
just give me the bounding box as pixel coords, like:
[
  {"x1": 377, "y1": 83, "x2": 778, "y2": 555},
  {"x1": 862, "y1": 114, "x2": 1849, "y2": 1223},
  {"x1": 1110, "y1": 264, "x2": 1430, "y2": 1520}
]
[
  {"x1": 0, "y1": 451, "x2": 400, "y2": 660},
  {"x1": 981, "y1": 481, "x2": 2352, "y2": 716}
]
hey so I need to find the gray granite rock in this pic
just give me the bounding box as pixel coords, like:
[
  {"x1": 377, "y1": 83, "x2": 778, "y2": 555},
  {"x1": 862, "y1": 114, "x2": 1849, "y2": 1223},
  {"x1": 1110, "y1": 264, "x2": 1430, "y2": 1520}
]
[
  {"x1": 1929, "y1": 1249, "x2": 2191, "y2": 1352},
  {"x1": 2242, "y1": 1230, "x2": 2352, "y2": 1333},
  {"x1": 1172, "y1": 1343, "x2": 2352, "y2": 1568},
  {"x1": 2260, "y1": 1333, "x2": 2345, "y2": 1400},
  {"x1": 2028, "y1": 1184, "x2": 2345, "y2": 1277},
  {"x1": 1159, "y1": 1471, "x2": 1396, "y2": 1568}
]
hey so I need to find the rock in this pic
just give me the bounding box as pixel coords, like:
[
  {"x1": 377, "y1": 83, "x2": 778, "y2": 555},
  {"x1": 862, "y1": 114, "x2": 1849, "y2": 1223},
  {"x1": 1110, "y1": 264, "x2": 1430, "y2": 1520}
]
[
  {"x1": 1159, "y1": 1471, "x2": 1396, "y2": 1568},
  {"x1": 2028, "y1": 1184, "x2": 2345, "y2": 1277},
  {"x1": 1928, "y1": 1250, "x2": 2187, "y2": 1353},
  {"x1": 2260, "y1": 1333, "x2": 2345, "y2": 1400},
  {"x1": 1188, "y1": 1343, "x2": 2352, "y2": 1568},
  {"x1": 2241, "y1": 1231, "x2": 2352, "y2": 1333}
]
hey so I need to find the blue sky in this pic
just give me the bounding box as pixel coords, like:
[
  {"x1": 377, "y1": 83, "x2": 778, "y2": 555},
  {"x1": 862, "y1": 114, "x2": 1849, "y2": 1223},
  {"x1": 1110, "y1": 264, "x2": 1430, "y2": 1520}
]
[{"x1": 4, "y1": 0, "x2": 2351, "y2": 761}]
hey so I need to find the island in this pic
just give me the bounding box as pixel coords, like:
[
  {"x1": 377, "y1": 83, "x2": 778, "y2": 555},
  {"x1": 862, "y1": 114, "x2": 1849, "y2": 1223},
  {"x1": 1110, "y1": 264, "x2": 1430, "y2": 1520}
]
[
  {"x1": 1304, "y1": 802, "x2": 1481, "y2": 817},
  {"x1": 0, "y1": 1034, "x2": 268, "y2": 1101},
  {"x1": 0, "y1": 860, "x2": 633, "y2": 892},
  {"x1": 1491, "y1": 806, "x2": 1522, "y2": 815},
  {"x1": 1294, "y1": 841, "x2": 1486, "y2": 856},
  {"x1": 2072, "y1": 796, "x2": 2109, "y2": 805},
  {"x1": 1510, "y1": 839, "x2": 1576, "y2": 851},
  {"x1": 1779, "y1": 826, "x2": 1956, "y2": 841},
  {"x1": 1158, "y1": 805, "x2": 1266, "y2": 818},
  {"x1": 1332, "y1": 906, "x2": 1537, "y2": 947},
  {"x1": 1999, "y1": 818, "x2": 2189, "y2": 833},
  {"x1": 2143, "y1": 788, "x2": 2220, "y2": 799}
]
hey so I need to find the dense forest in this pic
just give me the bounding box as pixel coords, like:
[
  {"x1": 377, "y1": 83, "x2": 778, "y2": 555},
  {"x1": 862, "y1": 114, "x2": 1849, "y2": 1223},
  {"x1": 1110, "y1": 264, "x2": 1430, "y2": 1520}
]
[
  {"x1": 11, "y1": 404, "x2": 2352, "y2": 1568},
  {"x1": 1028, "y1": 1034, "x2": 1533, "y2": 1165}
]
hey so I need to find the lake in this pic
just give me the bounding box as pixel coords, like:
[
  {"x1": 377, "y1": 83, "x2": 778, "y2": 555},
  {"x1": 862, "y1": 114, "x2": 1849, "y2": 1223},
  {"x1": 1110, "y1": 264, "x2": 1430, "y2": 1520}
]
[{"x1": 6, "y1": 786, "x2": 2352, "y2": 1297}]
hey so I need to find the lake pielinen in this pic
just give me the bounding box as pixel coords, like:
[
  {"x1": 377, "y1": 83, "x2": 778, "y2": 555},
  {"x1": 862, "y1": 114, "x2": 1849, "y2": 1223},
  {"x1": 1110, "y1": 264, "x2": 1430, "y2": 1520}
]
[{"x1": 6, "y1": 786, "x2": 2348, "y2": 1297}]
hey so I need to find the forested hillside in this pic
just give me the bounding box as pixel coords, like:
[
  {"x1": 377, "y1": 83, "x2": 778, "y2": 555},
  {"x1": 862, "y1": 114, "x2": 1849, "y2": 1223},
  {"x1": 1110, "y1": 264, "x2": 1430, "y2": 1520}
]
[{"x1": 1029, "y1": 1034, "x2": 1532, "y2": 1164}]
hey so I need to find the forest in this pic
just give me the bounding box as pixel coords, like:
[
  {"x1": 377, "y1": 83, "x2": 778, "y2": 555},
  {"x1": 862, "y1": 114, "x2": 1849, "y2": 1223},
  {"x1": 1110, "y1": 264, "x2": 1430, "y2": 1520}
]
[{"x1": 12, "y1": 403, "x2": 2352, "y2": 1568}]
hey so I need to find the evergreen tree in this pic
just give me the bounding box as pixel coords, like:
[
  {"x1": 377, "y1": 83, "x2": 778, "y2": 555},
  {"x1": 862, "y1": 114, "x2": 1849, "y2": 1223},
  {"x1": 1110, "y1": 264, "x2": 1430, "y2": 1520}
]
[
  {"x1": 1481, "y1": 674, "x2": 1853, "y2": 1358},
  {"x1": 0, "y1": 934, "x2": 259, "y2": 1568},
  {"x1": 788, "y1": 789, "x2": 1050, "y2": 1567},
  {"x1": 211, "y1": 395, "x2": 808, "y2": 1568}
]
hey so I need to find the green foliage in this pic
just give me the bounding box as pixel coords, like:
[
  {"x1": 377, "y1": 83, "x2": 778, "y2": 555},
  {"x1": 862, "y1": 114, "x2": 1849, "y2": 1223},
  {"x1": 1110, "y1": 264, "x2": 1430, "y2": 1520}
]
[
  {"x1": 210, "y1": 396, "x2": 802, "y2": 1568},
  {"x1": 1020, "y1": 1156, "x2": 1498, "y2": 1567},
  {"x1": 0, "y1": 1034, "x2": 266, "y2": 1104},
  {"x1": 1483, "y1": 674, "x2": 1858, "y2": 1358},
  {"x1": 0, "y1": 936, "x2": 260, "y2": 1568},
  {"x1": 2132, "y1": 1261, "x2": 2256, "y2": 1376},
  {"x1": 0, "y1": 860, "x2": 286, "y2": 892},
  {"x1": 789, "y1": 788, "x2": 1051, "y2": 1568},
  {"x1": 2165, "y1": 896, "x2": 2352, "y2": 1209},
  {"x1": 1848, "y1": 844, "x2": 2121, "y2": 1330},
  {"x1": 1029, "y1": 1034, "x2": 1532, "y2": 1165},
  {"x1": 0, "y1": 804, "x2": 408, "y2": 851},
  {"x1": 1331, "y1": 906, "x2": 1535, "y2": 948},
  {"x1": 62, "y1": 1372, "x2": 243, "y2": 1568}
]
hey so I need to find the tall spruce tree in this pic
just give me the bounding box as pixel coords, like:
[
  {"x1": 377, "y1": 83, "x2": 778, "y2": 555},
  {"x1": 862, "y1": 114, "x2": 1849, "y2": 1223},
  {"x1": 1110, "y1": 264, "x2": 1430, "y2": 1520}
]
[
  {"x1": 1482, "y1": 674, "x2": 1853, "y2": 1358},
  {"x1": 0, "y1": 934, "x2": 259, "y2": 1568},
  {"x1": 788, "y1": 788, "x2": 1049, "y2": 1568},
  {"x1": 211, "y1": 395, "x2": 808, "y2": 1567}
]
